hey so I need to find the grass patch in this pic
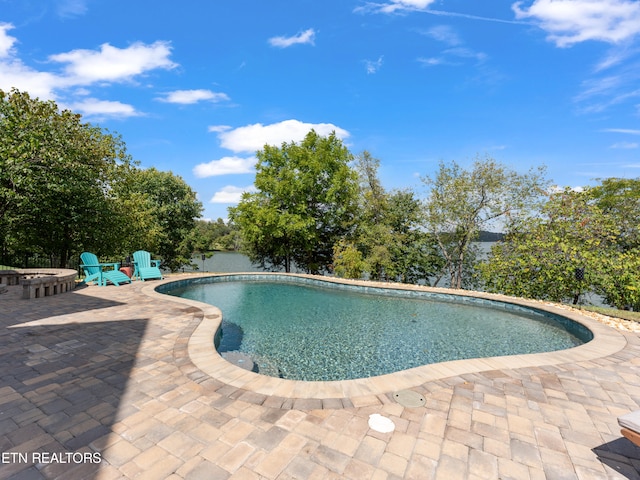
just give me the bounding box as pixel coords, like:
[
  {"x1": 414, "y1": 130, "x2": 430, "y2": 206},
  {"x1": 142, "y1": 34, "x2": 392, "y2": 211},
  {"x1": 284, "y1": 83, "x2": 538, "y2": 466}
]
[
  {"x1": 578, "y1": 305, "x2": 640, "y2": 323},
  {"x1": 0, "y1": 265, "x2": 17, "y2": 270}
]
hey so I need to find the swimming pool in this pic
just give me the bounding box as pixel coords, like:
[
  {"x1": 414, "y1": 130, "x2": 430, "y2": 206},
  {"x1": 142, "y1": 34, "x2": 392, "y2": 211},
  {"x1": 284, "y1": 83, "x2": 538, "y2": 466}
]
[{"x1": 162, "y1": 274, "x2": 593, "y2": 382}]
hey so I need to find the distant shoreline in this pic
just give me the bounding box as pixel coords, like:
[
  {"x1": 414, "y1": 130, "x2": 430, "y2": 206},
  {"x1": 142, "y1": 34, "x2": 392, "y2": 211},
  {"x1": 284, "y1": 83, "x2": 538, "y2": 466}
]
[{"x1": 478, "y1": 231, "x2": 504, "y2": 242}]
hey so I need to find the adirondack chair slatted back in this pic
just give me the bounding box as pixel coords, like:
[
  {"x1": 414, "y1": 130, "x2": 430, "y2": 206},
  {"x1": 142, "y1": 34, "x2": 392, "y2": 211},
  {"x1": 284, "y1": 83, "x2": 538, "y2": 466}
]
[
  {"x1": 133, "y1": 250, "x2": 163, "y2": 281},
  {"x1": 80, "y1": 252, "x2": 101, "y2": 277},
  {"x1": 133, "y1": 250, "x2": 152, "y2": 269}
]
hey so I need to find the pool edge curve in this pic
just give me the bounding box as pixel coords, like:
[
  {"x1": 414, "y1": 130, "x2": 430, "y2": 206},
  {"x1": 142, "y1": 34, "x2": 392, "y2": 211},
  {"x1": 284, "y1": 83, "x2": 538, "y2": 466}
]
[{"x1": 143, "y1": 273, "x2": 628, "y2": 406}]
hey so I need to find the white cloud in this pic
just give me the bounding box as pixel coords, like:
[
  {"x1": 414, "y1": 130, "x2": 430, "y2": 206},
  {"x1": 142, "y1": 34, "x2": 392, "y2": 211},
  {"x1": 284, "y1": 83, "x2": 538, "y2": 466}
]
[
  {"x1": 210, "y1": 185, "x2": 257, "y2": 204},
  {"x1": 49, "y1": 41, "x2": 177, "y2": 85},
  {"x1": 358, "y1": 0, "x2": 437, "y2": 14},
  {"x1": 65, "y1": 98, "x2": 140, "y2": 119},
  {"x1": 208, "y1": 125, "x2": 232, "y2": 133},
  {"x1": 603, "y1": 128, "x2": 640, "y2": 135},
  {"x1": 417, "y1": 49, "x2": 486, "y2": 68},
  {"x1": 417, "y1": 25, "x2": 487, "y2": 68},
  {"x1": 512, "y1": 0, "x2": 640, "y2": 46},
  {"x1": 0, "y1": 23, "x2": 17, "y2": 59},
  {"x1": 610, "y1": 141, "x2": 639, "y2": 149},
  {"x1": 421, "y1": 25, "x2": 462, "y2": 46},
  {"x1": 417, "y1": 57, "x2": 449, "y2": 67},
  {"x1": 56, "y1": 0, "x2": 89, "y2": 18},
  {"x1": 393, "y1": 0, "x2": 434, "y2": 6},
  {"x1": 0, "y1": 60, "x2": 60, "y2": 99},
  {"x1": 444, "y1": 47, "x2": 488, "y2": 63},
  {"x1": 268, "y1": 28, "x2": 316, "y2": 48},
  {"x1": 193, "y1": 156, "x2": 256, "y2": 178},
  {"x1": 0, "y1": 27, "x2": 180, "y2": 119},
  {"x1": 158, "y1": 89, "x2": 230, "y2": 104},
  {"x1": 365, "y1": 56, "x2": 384, "y2": 74},
  {"x1": 594, "y1": 46, "x2": 640, "y2": 71},
  {"x1": 576, "y1": 76, "x2": 640, "y2": 113},
  {"x1": 216, "y1": 119, "x2": 350, "y2": 154}
]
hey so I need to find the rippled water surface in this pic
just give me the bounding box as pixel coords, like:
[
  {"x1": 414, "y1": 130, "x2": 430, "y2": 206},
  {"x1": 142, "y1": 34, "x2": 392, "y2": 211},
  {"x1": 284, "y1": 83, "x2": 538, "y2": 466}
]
[{"x1": 166, "y1": 278, "x2": 589, "y2": 381}]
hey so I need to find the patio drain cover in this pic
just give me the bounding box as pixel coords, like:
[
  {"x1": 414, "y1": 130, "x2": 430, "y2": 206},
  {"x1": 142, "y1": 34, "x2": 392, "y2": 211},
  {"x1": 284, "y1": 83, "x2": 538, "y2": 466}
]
[{"x1": 393, "y1": 390, "x2": 426, "y2": 408}]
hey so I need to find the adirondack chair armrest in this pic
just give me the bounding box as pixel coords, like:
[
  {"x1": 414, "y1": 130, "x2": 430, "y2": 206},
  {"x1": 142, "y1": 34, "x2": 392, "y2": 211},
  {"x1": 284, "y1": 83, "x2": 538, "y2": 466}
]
[
  {"x1": 150, "y1": 260, "x2": 161, "y2": 268},
  {"x1": 81, "y1": 262, "x2": 119, "y2": 270}
]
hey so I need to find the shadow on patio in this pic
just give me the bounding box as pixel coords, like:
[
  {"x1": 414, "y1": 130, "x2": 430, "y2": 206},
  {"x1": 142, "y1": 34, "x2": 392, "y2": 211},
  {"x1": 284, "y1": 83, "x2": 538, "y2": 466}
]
[
  {"x1": 593, "y1": 437, "x2": 640, "y2": 480},
  {"x1": 1, "y1": 299, "x2": 148, "y2": 479}
]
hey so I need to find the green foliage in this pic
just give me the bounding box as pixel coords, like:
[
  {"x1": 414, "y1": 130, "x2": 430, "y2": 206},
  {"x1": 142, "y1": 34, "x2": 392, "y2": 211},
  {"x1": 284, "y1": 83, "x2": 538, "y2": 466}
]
[
  {"x1": 0, "y1": 89, "x2": 202, "y2": 270},
  {"x1": 590, "y1": 177, "x2": 640, "y2": 251},
  {"x1": 0, "y1": 88, "x2": 135, "y2": 266},
  {"x1": 480, "y1": 182, "x2": 640, "y2": 309},
  {"x1": 125, "y1": 167, "x2": 202, "y2": 271},
  {"x1": 185, "y1": 219, "x2": 241, "y2": 253},
  {"x1": 332, "y1": 240, "x2": 367, "y2": 279},
  {"x1": 596, "y1": 249, "x2": 640, "y2": 310},
  {"x1": 588, "y1": 178, "x2": 640, "y2": 309},
  {"x1": 335, "y1": 151, "x2": 442, "y2": 283},
  {"x1": 422, "y1": 156, "x2": 549, "y2": 289},
  {"x1": 479, "y1": 189, "x2": 611, "y2": 301},
  {"x1": 230, "y1": 130, "x2": 359, "y2": 274}
]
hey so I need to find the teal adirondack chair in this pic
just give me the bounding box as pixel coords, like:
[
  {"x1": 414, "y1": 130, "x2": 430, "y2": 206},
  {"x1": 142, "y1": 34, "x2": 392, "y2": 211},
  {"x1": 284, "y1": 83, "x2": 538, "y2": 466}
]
[
  {"x1": 80, "y1": 252, "x2": 132, "y2": 287},
  {"x1": 132, "y1": 250, "x2": 163, "y2": 281}
]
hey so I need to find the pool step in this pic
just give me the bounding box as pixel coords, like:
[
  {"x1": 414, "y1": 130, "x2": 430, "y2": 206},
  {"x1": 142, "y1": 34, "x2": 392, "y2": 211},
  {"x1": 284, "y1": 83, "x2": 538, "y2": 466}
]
[{"x1": 221, "y1": 351, "x2": 255, "y2": 372}]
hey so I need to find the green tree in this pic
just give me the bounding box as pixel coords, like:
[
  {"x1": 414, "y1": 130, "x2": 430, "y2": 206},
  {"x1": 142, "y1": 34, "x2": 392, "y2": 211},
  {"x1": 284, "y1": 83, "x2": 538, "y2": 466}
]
[
  {"x1": 350, "y1": 151, "x2": 394, "y2": 280},
  {"x1": 230, "y1": 130, "x2": 359, "y2": 273},
  {"x1": 589, "y1": 178, "x2": 640, "y2": 308},
  {"x1": 125, "y1": 167, "x2": 202, "y2": 271},
  {"x1": 480, "y1": 183, "x2": 640, "y2": 309},
  {"x1": 590, "y1": 177, "x2": 640, "y2": 251},
  {"x1": 421, "y1": 156, "x2": 549, "y2": 289},
  {"x1": 479, "y1": 189, "x2": 615, "y2": 303},
  {"x1": 333, "y1": 151, "x2": 441, "y2": 283},
  {"x1": 386, "y1": 189, "x2": 443, "y2": 284},
  {"x1": 0, "y1": 88, "x2": 135, "y2": 266},
  {"x1": 185, "y1": 218, "x2": 241, "y2": 253},
  {"x1": 332, "y1": 239, "x2": 367, "y2": 279},
  {"x1": 596, "y1": 249, "x2": 640, "y2": 310}
]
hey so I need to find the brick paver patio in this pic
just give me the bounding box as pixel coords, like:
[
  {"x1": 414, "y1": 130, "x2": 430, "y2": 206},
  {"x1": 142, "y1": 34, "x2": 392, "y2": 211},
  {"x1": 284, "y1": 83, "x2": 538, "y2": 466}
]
[{"x1": 1, "y1": 274, "x2": 640, "y2": 479}]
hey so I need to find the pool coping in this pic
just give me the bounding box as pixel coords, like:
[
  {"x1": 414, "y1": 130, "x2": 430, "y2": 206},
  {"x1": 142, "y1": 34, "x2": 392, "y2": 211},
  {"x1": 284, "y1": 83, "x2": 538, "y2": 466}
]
[{"x1": 143, "y1": 273, "x2": 628, "y2": 405}]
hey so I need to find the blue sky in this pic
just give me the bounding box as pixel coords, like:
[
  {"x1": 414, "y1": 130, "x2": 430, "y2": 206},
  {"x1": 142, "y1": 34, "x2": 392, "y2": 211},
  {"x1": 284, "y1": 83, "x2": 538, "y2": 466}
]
[{"x1": 2, "y1": 0, "x2": 640, "y2": 220}]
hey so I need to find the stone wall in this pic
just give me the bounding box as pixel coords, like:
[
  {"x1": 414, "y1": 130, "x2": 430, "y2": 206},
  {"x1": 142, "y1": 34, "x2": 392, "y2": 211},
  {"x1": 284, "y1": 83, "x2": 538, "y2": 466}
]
[{"x1": 0, "y1": 269, "x2": 77, "y2": 299}]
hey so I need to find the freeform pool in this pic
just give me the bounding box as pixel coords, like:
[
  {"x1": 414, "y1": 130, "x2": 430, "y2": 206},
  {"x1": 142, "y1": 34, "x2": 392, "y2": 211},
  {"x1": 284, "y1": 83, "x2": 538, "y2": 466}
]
[{"x1": 162, "y1": 274, "x2": 593, "y2": 382}]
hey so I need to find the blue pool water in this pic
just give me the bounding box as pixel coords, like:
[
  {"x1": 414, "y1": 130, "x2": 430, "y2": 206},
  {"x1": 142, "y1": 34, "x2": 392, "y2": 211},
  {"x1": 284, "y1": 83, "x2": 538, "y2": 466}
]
[{"x1": 163, "y1": 275, "x2": 592, "y2": 381}]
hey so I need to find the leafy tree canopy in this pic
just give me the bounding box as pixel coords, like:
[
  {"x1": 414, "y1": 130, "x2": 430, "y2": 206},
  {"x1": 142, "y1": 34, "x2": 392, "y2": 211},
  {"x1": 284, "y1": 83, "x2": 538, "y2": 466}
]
[
  {"x1": 230, "y1": 130, "x2": 359, "y2": 274},
  {"x1": 184, "y1": 219, "x2": 241, "y2": 254},
  {"x1": 0, "y1": 89, "x2": 201, "y2": 270},
  {"x1": 421, "y1": 156, "x2": 549, "y2": 289},
  {"x1": 124, "y1": 167, "x2": 202, "y2": 271},
  {"x1": 480, "y1": 181, "x2": 640, "y2": 309},
  {"x1": 333, "y1": 151, "x2": 442, "y2": 283},
  {"x1": 0, "y1": 88, "x2": 134, "y2": 266}
]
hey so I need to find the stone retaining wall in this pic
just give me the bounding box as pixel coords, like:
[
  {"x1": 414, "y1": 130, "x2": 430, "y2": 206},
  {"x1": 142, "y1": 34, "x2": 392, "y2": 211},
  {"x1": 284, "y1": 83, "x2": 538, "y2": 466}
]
[{"x1": 0, "y1": 269, "x2": 77, "y2": 299}]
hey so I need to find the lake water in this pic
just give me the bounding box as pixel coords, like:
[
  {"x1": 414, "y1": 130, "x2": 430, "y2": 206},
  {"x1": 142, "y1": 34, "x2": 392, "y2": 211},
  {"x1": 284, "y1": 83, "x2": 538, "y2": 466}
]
[
  {"x1": 187, "y1": 244, "x2": 496, "y2": 273},
  {"x1": 184, "y1": 252, "x2": 266, "y2": 273},
  {"x1": 183, "y1": 249, "x2": 606, "y2": 305}
]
